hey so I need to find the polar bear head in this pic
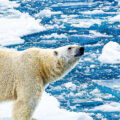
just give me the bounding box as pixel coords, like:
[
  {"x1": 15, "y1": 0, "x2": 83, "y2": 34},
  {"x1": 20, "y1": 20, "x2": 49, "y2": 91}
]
[
  {"x1": 53, "y1": 45, "x2": 84, "y2": 71},
  {"x1": 36, "y1": 44, "x2": 84, "y2": 85}
]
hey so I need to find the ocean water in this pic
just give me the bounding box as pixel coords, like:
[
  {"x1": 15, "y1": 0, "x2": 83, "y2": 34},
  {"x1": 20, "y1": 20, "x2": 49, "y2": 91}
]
[{"x1": 0, "y1": 0, "x2": 120, "y2": 119}]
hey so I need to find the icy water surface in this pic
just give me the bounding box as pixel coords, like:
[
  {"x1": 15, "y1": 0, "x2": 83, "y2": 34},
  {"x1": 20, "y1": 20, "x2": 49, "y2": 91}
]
[{"x1": 1, "y1": 0, "x2": 120, "y2": 119}]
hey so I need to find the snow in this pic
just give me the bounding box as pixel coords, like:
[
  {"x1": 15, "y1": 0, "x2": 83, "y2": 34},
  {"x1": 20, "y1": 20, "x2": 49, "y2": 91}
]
[
  {"x1": 99, "y1": 41, "x2": 120, "y2": 63},
  {"x1": 0, "y1": 92, "x2": 93, "y2": 120}
]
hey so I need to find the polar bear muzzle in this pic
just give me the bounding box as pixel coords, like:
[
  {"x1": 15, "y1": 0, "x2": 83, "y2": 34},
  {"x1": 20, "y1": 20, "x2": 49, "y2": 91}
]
[{"x1": 74, "y1": 47, "x2": 84, "y2": 57}]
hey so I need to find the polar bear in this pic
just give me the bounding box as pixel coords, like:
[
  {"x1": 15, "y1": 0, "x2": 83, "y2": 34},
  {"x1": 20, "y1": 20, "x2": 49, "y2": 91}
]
[{"x1": 0, "y1": 45, "x2": 84, "y2": 120}]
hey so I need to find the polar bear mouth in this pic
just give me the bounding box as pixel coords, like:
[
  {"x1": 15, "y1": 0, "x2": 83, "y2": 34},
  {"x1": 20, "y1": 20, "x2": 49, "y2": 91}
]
[{"x1": 74, "y1": 47, "x2": 84, "y2": 57}]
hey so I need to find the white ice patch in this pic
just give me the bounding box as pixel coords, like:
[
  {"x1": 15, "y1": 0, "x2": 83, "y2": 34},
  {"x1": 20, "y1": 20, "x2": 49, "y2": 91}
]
[
  {"x1": 81, "y1": 10, "x2": 104, "y2": 14},
  {"x1": 91, "y1": 102, "x2": 120, "y2": 112},
  {"x1": 89, "y1": 31, "x2": 112, "y2": 37},
  {"x1": 40, "y1": 40, "x2": 57, "y2": 44},
  {"x1": 0, "y1": 102, "x2": 13, "y2": 118},
  {"x1": 0, "y1": 0, "x2": 45, "y2": 46},
  {"x1": 41, "y1": 33, "x2": 67, "y2": 39},
  {"x1": 52, "y1": 2, "x2": 94, "y2": 7},
  {"x1": 64, "y1": 82, "x2": 76, "y2": 91},
  {"x1": 71, "y1": 19, "x2": 101, "y2": 28},
  {"x1": 0, "y1": 92, "x2": 93, "y2": 120},
  {"x1": 98, "y1": 41, "x2": 120, "y2": 63},
  {"x1": 109, "y1": 14, "x2": 120, "y2": 23},
  {"x1": 0, "y1": 0, "x2": 19, "y2": 9},
  {"x1": 116, "y1": 0, "x2": 120, "y2": 6},
  {"x1": 93, "y1": 79, "x2": 120, "y2": 91},
  {"x1": 81, "y1": 9, "x2": 117, "y2": 15},
  {"x1": 35, "y1": 8, "x2": 62, "y2": 18}
]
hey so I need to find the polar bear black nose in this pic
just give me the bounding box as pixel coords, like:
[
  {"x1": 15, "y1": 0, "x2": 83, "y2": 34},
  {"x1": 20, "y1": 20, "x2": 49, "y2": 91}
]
[
  {"x1": 75, "y1": 47, "x2": 84, "y2": 57},
  {"x1": 80, "y1": 47, "x2": 84, "y2": 55}
]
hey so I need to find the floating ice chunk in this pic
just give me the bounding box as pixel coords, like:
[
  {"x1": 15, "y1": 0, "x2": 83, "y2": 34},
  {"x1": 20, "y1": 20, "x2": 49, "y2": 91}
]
[
  {"x1": 0, "y1": 12, "x2": 45, "y2": 46},
  {"x1": 40, "y1": 40, "x2": 57, "y2": 44},
  {"x1": 52, "y1": 2, "x2": 94, "y2": 7},
  {"x1": 35, "y1": 8, "x2": 62, "y2": 18},
  {"x1": 0, "y1": 0, "x2": 45, "y2": 46},
  {"x1": 91, "y1": 102, "x2": 120, "y2": 112},
  {"x1": 116, "y1": 0, "x2": 120, "y2": 6},
  {"x1": 71, "y1": 19, "x2": 101, "y2": 28},
  {"x1": 64, "y1": 82, "x2": 76, "y2": 88},
  {"x1": 93, "y1": 79, "x2": 120, "y2": 91},
  {"x1": 0, "y1": 0, "x2": 19, "y2": 9},
  {"x1": 41, "y1": 33, "x2": 67, "y2": 39},
  {"x1": 89, "y1": 31, "x2": 112, "y2": 37},
  {"x1": 109, "y1": 14, "x2": 120, "y2": 23},
  {"x1": 81, "y1": 10, "x2": 104, "y2": 14},
  {"x1": 98, "y1": 41, "x2": 120, "y2": 63}
]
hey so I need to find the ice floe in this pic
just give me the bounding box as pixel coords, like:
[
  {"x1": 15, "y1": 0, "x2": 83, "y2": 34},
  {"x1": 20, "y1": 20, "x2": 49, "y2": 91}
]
[
  {"x1": 0, "y1": 0, "x2": 45, "y2": 46},
  {"x1": 99, "y1": 41, "x2": 120, "y2": 63},
  {"x1": 0, "y1": 92, "x2": 93, "y2": 120},
  {"x1": 35, "y1": 8, "x2": 62, "y2": 18}
]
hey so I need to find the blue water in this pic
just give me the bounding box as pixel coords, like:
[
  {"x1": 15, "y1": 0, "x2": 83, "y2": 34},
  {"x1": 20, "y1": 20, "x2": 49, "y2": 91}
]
[{"x1": 6, "y1": 0, "x2": 120, "y2": 119}]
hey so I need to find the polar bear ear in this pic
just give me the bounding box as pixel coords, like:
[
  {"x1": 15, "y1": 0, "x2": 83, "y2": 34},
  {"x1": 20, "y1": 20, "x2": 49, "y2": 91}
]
[{"x1": 54, "y1": 51, "x2": 58, "y2": 56}]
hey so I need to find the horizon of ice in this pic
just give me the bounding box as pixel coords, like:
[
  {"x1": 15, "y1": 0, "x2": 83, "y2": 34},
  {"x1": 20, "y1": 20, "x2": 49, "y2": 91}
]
[
  {"x1": 0, "y1": 92, "x2": 93, "y2": 120},
  {"x1": 0, "y1": 0, "x2": 45, "y2": 46},
  {"x1": 98, "y1": 41, "x2": 120, "y2": 63}
]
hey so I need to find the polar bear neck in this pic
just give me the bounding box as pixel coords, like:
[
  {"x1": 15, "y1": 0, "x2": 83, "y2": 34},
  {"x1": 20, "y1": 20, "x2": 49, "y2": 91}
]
[{"x1": 38, "y1": 56, "x2": 66, "y2": 86}]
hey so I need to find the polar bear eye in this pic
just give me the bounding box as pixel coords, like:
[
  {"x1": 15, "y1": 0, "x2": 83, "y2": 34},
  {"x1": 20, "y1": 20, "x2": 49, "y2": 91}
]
[
  {"x1": 54, "y1": 51, "x2": 58, "y2": 56},
  {"x1": 68, "y1": 47, "x2": 72, "y2": 50}
]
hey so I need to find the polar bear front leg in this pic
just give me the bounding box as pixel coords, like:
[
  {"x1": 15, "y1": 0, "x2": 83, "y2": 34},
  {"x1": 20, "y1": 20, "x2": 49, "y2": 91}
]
[{"x1": 12, "y1": 98, "x2": 38, "y2": 120}]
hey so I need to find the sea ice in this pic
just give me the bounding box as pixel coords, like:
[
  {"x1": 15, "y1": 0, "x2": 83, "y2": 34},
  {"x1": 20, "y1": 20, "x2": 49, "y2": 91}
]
[
  {"x1": 99, "y1": 41, "x2": 120, "y2": 63},
  {"x1": 0, "y1": 92, "x2": 93, "y2": 120}
]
